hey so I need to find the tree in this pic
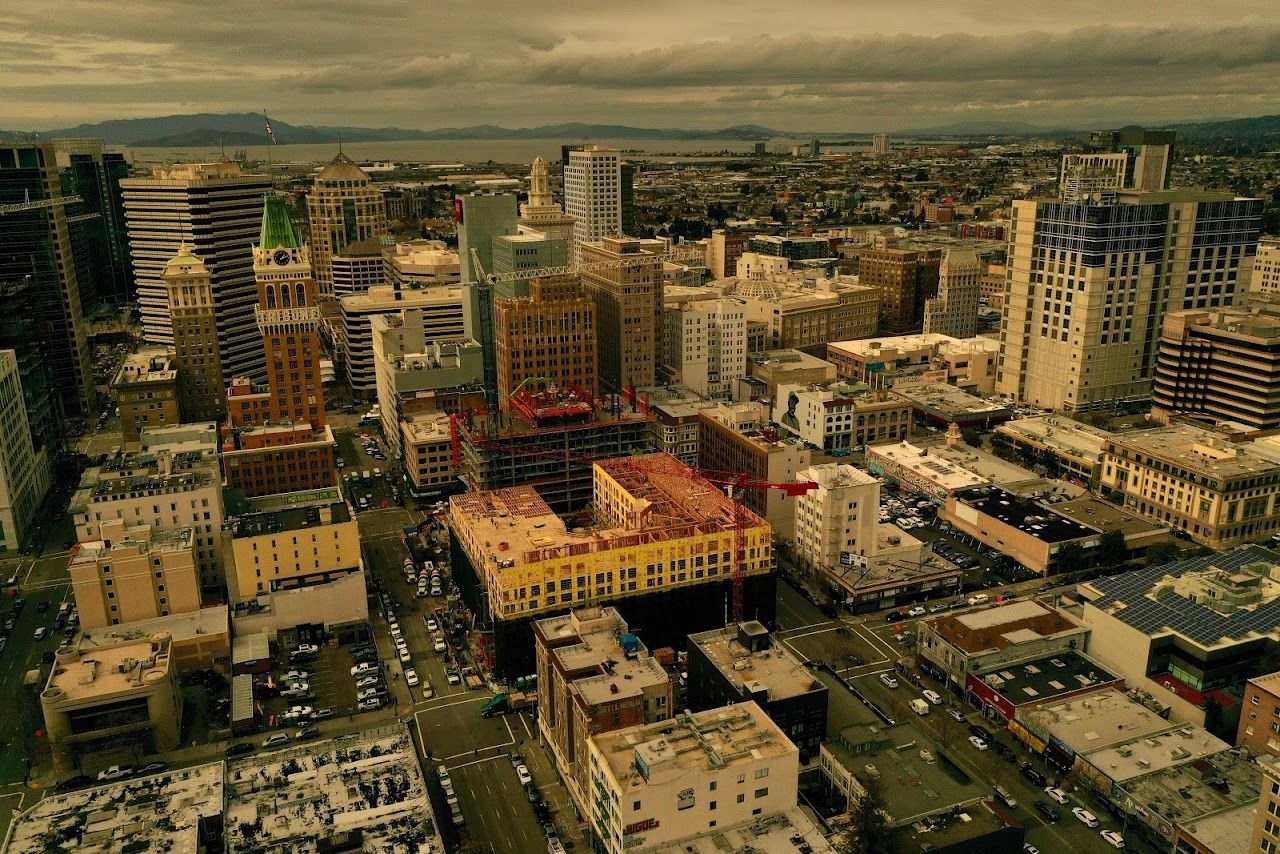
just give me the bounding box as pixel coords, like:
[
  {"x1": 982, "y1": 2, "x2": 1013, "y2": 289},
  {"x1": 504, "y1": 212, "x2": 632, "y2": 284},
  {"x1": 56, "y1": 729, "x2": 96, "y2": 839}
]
[
  {"x1": 1096, "y1": 529, "x2": 1128, "y2": 569},
  {"x1": 1055, "y1": 542, "x2": 1086, "y2": 575},
  {"x1": 1145, "y1": 542, "x2": 1181, "y2": 567},
  {"x1": 835, "y1": 776, "x2": 893, "y2": 854}
]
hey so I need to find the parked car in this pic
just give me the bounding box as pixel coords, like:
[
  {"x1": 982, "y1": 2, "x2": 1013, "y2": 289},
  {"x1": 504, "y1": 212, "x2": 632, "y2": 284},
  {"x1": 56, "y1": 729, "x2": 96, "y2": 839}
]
[
  {"x1": 357, "y1": 687, "x2": 384, "y2": 701},
  {"x1": 1044, "y1": 786, "x2": 1069, "y2": 805},
  {"x1": 425, "y1": 617, "x2": 439, "y2": 632},
  {"x1": 433, "y1": 639, "x2": 448, "y2": 653},
  {"x1": 969, "y1": 724, "x2": 993, "y2": 742},
  {"x1": 516, "y1": 764, "x2": 533, "y2": 786},
  {"x1": 947, "y1": 707, "x2": 965, "y2": 722},
  {"x1": 262, "y1": 733, "x2": 291, "y2": 748},
  {"x1": 405, "y1": 668, "x2": 420, "y2": 687},
  {"x1": 357, "y1": 697, "x2": 384, "y2": 711},
  {"x1": 1099, "y1": 829, "x2": 1125, "y2": 849},
  {"x1": 1072, "y1": 807, "x2": 1099, "y2": 828},
  {"x1": 1021, "y1": 763, "x2": 1046, "y2": 787},
  {"x1": 968, "y1": 736, "x2": 988, "y2": 751},
  {"x1": 226, "y1": 743, "x2": 254, "y2": 757},
  {"x1": 311, "y1": 708, "x2": 336, "y2": 721},
  {"x1": 879, "y1": 673, "x2": 898, "y2": 689},
  {"x1": 52, "y1": 775, "x2": 93, "y2": 792},
  {"x1": 446, "y1": 670, "x2": 462, "y2": 685},
  {"x1": 135, "y1": 762, "x2": 169, "y2": 776},
  {"x1": 921, "y1": 689, "x2": 942, "y2": 705},
  {"x1": 294, "y1": 643, "x2": 320, "y2": 656},
  {"x1": 96, "y1": 764, "x2": 133, "y2": 782},
  {"x1": 1033, "y1": 801, "x2": 1059, "y2": 822},
  {"x1": 351, "y1": 662, "x2": 380, "y2": 676},
  {"x1": 967, "y1": 593, "x2": 990, "y2": 606},
  {"x1": 296, "y1": 726, "x2": 321, "y2": 740},
  {"x1": 355, "y1": 675, "x2": 381, "y2": 690},
  {"x1": 280, "y1": 683, "x2": 310, "y2": 698},
  {"x1": 33, "y1": 627, "x2": 48, "y2": 640}
]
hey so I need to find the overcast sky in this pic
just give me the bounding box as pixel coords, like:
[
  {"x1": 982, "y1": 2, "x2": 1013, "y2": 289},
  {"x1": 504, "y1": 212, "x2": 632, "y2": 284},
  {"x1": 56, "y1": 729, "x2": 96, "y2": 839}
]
[{"x1": 3, "y1": 0, "x2": 1278, "y2": 131}]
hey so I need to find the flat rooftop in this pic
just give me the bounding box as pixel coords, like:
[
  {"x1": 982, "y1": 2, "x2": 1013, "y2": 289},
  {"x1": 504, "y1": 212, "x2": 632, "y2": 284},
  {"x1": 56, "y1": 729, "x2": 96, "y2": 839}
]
[
  {"x1": 593, "y1": 704, "x2": 794, "y2": 795},
  {"x1": 1248, "y1": 670, "x2": 1280, "y2": 699},
  {"x1": 1083, "y1": 723, "x2": 1230, "y2": 783},
  {"x1": 642, "y1": 807, "x2": 834, "y2": 854},
  {"x1": 866, "y1": 442, "x2": 988, "y2": 492},
  {"x1": 1175, "y1": 803, "x2": 1257, "y2": 854},
  {"x1": 402, "y1": 412, "x2": 452, "y2": 443},
  {"x1": 7, "y1": 762, "x2": 223, "y2": 854},
  {"x1": 916, "y1": 441, "x2": 1044, "y2": 489},
  {"x1": 540, "y1": 608, "x2": 671, "y2": 705},
  {"x1": 1121, "y1": 748, "x2": 1261, "y2": 828},
  {"x1": 1019, "y1": 690, "x2": 1175, "y2": 755},
  {"x1": 1081, "y1": 545, "x2": 1280, "y2": 647},
  {"x1": 891, "y1": 383, "x2": 1011, "y2": 419},
  {"x1": 689, "y1": 623, "x2": 825, "y2": 703},
  {"x1": 1107, "y1": 425, "x2": 1280, "y2": 479},
  {"x1": 953, "y1": 486, "x2": 1097, "y2": 543},
  {"x1": 113, "y1": 348, "x2": 177, "y2": 385},
  {"x1": 925, "y1": 599, "x2": 1084, "y2": 655},
  {"x1": 996, "y1": 415, "x2": 1110, "y2": 460},
  {"x1": 78, "y1": 606, "x2": 229, "y2": 649},
  {"x1": 224, "y1": 723, "x2": 442, "y2": 853},
  {"x1": 748, "y1": 348, "x2": 837, "y2": 370},
  {"x1": 71, "y1": 525, "x2": 194, "y2": 564},
  {"x1": 1053, "y1": 497, "x2": 1167, "y2": 537},
  {"x1": 974, "y1": 650, "x2": 1117, "y2": 708},
  {"x1": 451, "y1": 454, "x2": 761, "y2": 568},
  {"x1": 230, "y1": 488, "x2": 351, "y2": 538},
  {"x1": 828, "y1": 333, "x2": 958, "y2": 358},
  {"x1": 45, "y1": 635, "x2": 173, "y2": 701},
  {"x1": 890, "y1": 800, "x2": 1014, "y2": 852}
]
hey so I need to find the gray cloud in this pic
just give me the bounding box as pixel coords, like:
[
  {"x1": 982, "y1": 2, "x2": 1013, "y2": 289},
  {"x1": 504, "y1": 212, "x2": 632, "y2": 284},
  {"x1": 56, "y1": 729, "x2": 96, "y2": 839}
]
[{"x1": 2, "y1": 0, "x2": 1278, "y2": 131}]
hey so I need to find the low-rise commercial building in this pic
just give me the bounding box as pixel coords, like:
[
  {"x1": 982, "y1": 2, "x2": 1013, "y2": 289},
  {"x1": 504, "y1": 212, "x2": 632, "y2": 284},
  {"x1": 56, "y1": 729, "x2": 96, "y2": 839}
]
[
  {"x1": 1016, "y1": 689, "x2": 1174, "y2": 773},
  {"x1": 400, "y1": 412, "x2": 456, "y2": 496},
  {"x1": 79, "y1": 606, "x2": 231, "y2": 674},
  {"x1": 745, "y1": 349, "x2": 836, "y2": 399},
  {"x1": 993, "y1": 415, "x2": 1112, "y2": 485},
  {"x1": 1113, "y1": 746, "x2": 1260, "y2": 846},
  {"x1": 1099, "y1": 425, "x2": 1280, "y2": 547},
  {"x1": 384, "y1": 238, "x2": 461, "y2": 289},
  {"x1": 827, "y1": 333, "x2": 1000, "y2": 395},
  {"x1": 40, "y1": 632, "x2": 183, "y2": 772},
  {"x1": 916, "y1": 599, "x2": 1090, "y2": 690},
  {"x1": 69, "y1": 520, "x2": 200, "y2": 630},
  {"x1": 687, "y1": 622, "x2": 828, "y2": 761},
  {"x1": 965, "y1": 649, "x2": 1121, "y2": 725},
  {"x1": 450, "y1": 454, "x2": 773, "y2": 679},
  {"x1": 112, "y1": 347, "x2": 180, "y2": 445},
  {"x1": 534, "y1": 607, "x2": 672, "y2": 821},
  {"x1": 891, "y1": 382, "x2": 1011, "y2": 429},
  {"x1": 586, "y1": 702, "x2": 799, "y2": 854},
  {"x1": 941, "y1": 486, "x2": 1100, "y2": 575},
  {"x1": 773, "y1": 382, "x2": 912, "y2": 451}
]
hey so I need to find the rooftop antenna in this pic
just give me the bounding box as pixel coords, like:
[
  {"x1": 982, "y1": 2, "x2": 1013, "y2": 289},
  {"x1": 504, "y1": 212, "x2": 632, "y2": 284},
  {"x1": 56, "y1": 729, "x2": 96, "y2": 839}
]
[{"x1": 337, "y1": 133, "x2": 343, "y2": 156}]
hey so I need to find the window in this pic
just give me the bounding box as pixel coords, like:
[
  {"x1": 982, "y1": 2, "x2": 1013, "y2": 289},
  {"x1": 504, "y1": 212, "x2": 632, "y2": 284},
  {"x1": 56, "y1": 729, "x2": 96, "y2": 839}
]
[{"x1": 754, "y1": 787, "x2": 769, "y2": 798}]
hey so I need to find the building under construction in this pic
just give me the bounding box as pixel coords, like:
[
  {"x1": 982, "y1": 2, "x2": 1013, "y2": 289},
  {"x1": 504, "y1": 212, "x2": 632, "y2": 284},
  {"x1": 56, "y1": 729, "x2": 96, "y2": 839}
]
[
  {"x1": 452, "y1": 393, "x2": 655, "y2": 513},
  {"x1": 448, "y1": 453, "x2": 776, "y2": 680}
]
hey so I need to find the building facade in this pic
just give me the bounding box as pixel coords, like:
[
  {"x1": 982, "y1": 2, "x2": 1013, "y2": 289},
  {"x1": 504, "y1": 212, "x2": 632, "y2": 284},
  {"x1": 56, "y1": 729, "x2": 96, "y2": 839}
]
[
  {"x1": 495, "y1": 274, "x2": 597, "y2": 409},
  {"x1": 773, "y1": 382, "x2": 912, "y2": 451},
  {"x1": 564, "y1": 146, "x2": 622, "y2": 256},
  {"x1": 852, "y1": 244, "x2": 942, "y2": 334},
  {"x1": 121, "y1": 161, "x2": 271, "y2": 383},
  {"x1": 1238, "y1": 673, "x2": 1280, "y2": 758},
  {"x1": 996, "y1": 188, "x2": 1262, "y2": 413},
  {"x1": 305, "y1": 153, "x2": 387, "y2": 300},
  {"x1": 581, "y1": 237, "x2": 662, "y2": 391},
  {"x1": 457, "y1": 192, "x2": 518, "y2": 282},
  {"x1": 112, "y1": 348, "x2": 180, "y2": 445},
  {"x1": 792, "y1": 463, "x2": 880, "y2": 576},
  {"x1": 660, "y1": 296, "x2": 746, "y2": 399},
  {"x1": 517, "y1": 155, "x2": 576, "y2": 257},
  {"x1": 922, "y1": 246, "x2": 981, "y2": 338},
  {"x1": 340, "y1": 283, "x2": 466, "y2": 395},
  {"x1": 69, "y1": 520, "x2": 200, "y2": 629},
  {"x1": 163, "y1": 246, "x2": 227, "y2": 422},
  {"x1": 1252, "y1": 236, "x2": 1280, "y2": 295},
  {"x1": 0, "y1": 349, "x2": 51, "y2": 553}
]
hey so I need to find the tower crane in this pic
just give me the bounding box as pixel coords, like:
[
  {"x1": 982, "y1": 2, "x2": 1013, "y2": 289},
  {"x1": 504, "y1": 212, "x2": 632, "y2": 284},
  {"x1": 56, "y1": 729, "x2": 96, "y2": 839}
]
[{"x1": 0, "y1": 189, "x2": 83, "y2": 216}]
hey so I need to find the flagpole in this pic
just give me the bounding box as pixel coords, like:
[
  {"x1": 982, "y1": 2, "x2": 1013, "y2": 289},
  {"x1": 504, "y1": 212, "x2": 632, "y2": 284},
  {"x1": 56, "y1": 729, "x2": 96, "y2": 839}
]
[{"x1": 263, "y1": 110, "x2": 274, "y2": 184}]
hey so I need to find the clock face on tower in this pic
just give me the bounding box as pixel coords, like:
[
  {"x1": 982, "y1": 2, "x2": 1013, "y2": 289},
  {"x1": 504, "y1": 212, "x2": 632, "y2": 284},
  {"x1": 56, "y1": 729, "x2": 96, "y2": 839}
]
[{"x1": 273, "y1": 249, "x2": 292, "y2": 266}]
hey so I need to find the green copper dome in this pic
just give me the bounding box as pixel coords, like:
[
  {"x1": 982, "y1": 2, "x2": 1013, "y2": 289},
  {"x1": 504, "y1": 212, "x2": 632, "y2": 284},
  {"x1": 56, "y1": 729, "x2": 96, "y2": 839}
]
[{"x1": 258, "y1": 194, "x2": 300, "y2": 250}]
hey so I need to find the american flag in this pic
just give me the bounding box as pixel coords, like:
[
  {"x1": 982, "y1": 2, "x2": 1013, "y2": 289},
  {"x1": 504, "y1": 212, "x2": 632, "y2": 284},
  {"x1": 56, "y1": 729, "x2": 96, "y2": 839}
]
[{"x1": 265, "y1": 117, "x2": 277, "y2": 144}]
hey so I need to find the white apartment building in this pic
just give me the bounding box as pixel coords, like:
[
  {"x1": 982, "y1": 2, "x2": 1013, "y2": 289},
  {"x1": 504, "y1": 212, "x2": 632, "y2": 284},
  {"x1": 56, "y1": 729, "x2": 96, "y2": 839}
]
[
  {"x1": 564, "y1": 146, "x2": 622, "y2": 258},
  {"x1": 68, "y1": 424, "x2": 225, "y2": 591},
  {"x1": 736, "y1": 251, "x2": 790, "y2": 280},
  {"x1": 773, "y1": 382, "x2": 912, "y2": 452},
  {"x1": 922, "y1": 247, "x2": 981, "y2": 339},
  {"x1": 793, "y1": 463, "x2": 880, "y2": 573},
  {"x1": 586, "y1": 703, "x2": 799, "y2": 854},
  {"x1": 0, "y1": 350, "x2": 51, "y2": 552},
  {"x1": 661, "y1": 297, "x2": 746, "y2": 399},
  {"x1": 120, "y1": 162, "x2": 271, "y2": 383},
  {"x1": 340, "y1": 284, "x2": 466, "y2": 395}
]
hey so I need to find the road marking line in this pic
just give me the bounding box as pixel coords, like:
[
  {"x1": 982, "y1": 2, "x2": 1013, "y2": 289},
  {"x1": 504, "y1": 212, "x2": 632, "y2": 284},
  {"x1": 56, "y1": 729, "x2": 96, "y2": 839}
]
[
  {"x1": 443, "y1": 753, "x2": 507, "y2": 771},
  {"x1": 776, "y1": 620, "x2": 833, "y2": 635}
]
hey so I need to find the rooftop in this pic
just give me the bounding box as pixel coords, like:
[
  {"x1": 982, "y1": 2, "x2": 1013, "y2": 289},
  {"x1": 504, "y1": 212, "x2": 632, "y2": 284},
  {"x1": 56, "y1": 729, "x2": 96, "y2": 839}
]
[
  {"x1": 70, "y1": 525, "x2": 194, "y2": 565},
  {"x1": 890, "y1": 800, "x2": 1017, "y2": 851},
  {"x1": 315, "y1": 151, "x2": 373, "y2": 184},
  {"x1": 866, "y1": 441, "x2": 988, "y2": 492},
  {"x1": 973, "y1": 649, "x2": 1118, "y2": 707},
  {"x1": 639, "y1": 808, "x2": 834, "y2": 854},
  {"x1": 1081, "y1": 545, "x2": 1280, "y2": 648},
  {"x1": 78, "y1": 606, "x2": 229, "y2": 650},
  {"x1": 747, "y1": 348, "x2": 838, "y2": 371},
  {"x1": 6, "y1": 762, "x2": 223, "y2": 854},
  {"x1": 402, "y1": 412, "x2": 453, "y2": 444},
  {"x1": 688, "y1": 623, "x2": 826, "y2": 703},
  {"x1": 1246, "y1": 670, "x2": 1280, "y2": 699},
  {"x1": 1083, "y1": 723, "x2": 1230, "y2": 783},
  {"x1": 1106, "y1": 425, "x2": 1280, "y2": 480},
  {"x1": 891, "y1": 383, "x2": 1011, "y2": 420},
  {"x1": 112, "y1": 347, "x2": 177, "y2": 386},
  {"x1": 1053, "y1": 497, "x2": 1167, "y2": 538},
  {"x1": 592, "y1": 704, "x2": 795, "y2": 794},
  {"x1": 44, "y1": 633, "x2": 173, "y2": 701},
  {"x1": 224, "y1": 723, "x2": 442, "y2": 853},
  {"x1": 996, "y1": 415, "x2": 1111, "y2": 461},
  {"x1": 925, "y1": 599, "x2": 1086, "y2": 655},
  {"x1": 537, "y1": 607, "x2": 671, "y2": 706},
  {"x1": 229, "y1": 488, "x2": 351, "y2": 538},
  {"x1": 921, "y1": 441, "x2": 1058, "y2": 492},
  {"x1": 952, "y1": 486, "x2": 1098, "y2": 543},
  {"x1": 450, "y1": 454, "x2": 763, "y2": 569},
  {"x1": 1120, "y1": 747, "x2": 1260, "y2": 828},
  {"x1": 1175, "y1": 802, "x2": 1257, "y2": 854},
  {"x1": 1019, "y1": 690, "x2": 1178, "y2": 755},
  {"x1": 828, "y1": 333, "x2": 958, "y2": 357}
]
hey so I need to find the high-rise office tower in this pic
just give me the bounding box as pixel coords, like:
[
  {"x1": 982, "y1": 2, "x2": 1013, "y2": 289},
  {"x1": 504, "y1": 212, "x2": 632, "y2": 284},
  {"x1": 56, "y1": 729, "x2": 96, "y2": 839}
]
[
  {"x1": 620, "y1": 161, "x2": 636, "y2": 236},
  {"x1": 996, "y1": 186, "x2": 1262, "y2": 413},
  {"x1": 922, "y1": 247, "x2": 981, "y2": 338},
  {"x1": 872, "y1": 133, "x2": 891, "y2": 156},
  {"x1": 163, "y1": 245, "x2": 226, "y2": 422},
  {"x1": 0, "y1": 144, "x2": 93, "y2": 415},
  {"x1": 121, "y1": 161, "x2": 271, "y2": 383},
  {"x1": 457, "y1": 192, "x2": 518, "y2": 282},
  {"x1": 1251, "y1": 237, "x2": 1280, "y2": 295},
  {"x1": 518, "y1": 156, "x2": 576, "y2": 253},
  {"x1": 54, "y1": 140, "x2": 132, "y2": 308},
  {"x1": 852, "y1": 243, "x2": 941, "y2": 334},
  {"x1": 1086, "y1": 127, "x2": 1175, "y2": 192},
  {"x1": 0, "y1": 280, "x2": 62, "y2": 455},
  {"x1": 305, "y1": 152, "x2": 386, "y2": 300},
  {"x1": 564, "y1": 147, "x2": 622, "y2": 259},
  {"x1": 0, "y1": 349, "x2": 52, "y2": 553},
  {"x1": 221, "y1": 196, "x2": 336, "y2": 497},
  {"x1": 495, "y1": 274, "x2": 597, "y2": 410},
  {"x1": 580, "y1": 237, "x2": 661, "y2": 391}
]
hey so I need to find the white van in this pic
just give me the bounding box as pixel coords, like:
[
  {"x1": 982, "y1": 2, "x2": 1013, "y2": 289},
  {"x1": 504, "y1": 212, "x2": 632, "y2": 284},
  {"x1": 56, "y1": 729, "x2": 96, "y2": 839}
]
[{"x1": 909, "y1": 699, "x2": 930, "y2": 716}]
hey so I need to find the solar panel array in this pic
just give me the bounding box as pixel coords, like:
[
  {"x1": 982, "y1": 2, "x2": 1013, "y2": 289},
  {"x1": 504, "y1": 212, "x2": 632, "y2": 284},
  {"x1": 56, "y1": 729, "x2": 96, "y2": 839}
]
[{"x1": 1089, "y1": 546, "x2": 1280, "y2": 646}]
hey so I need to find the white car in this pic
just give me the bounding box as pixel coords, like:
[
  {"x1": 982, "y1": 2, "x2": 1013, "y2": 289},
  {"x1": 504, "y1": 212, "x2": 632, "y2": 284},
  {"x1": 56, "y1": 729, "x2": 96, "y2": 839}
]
[
  {"x1": 97, "y1": 764, "x2": 132, "y2": 781},
  {"x1": 286, "y1": 705, "x2": 314, "y2": 718},
  {"x1": 921, "y1": 689, "x2": 942, "y2": 705},
  {"x1": 262, "y1": 733, "x2": 291, "y2": 748},
  {"x1": 357, "y1": 687, "x2": 384, "y2": 701},
  {"x1": 1099, "y1": 829, "x2": 1125, "y2": 849},
  {"x1": 1023, "y1": 846, "x2": 1039, "y2": 854},
  {"x1": 515, "y1": 764, "x2": 533, "y2": 786},
  {"x1": 968, "y1": 735, "x2": 988, "y2": 751},
  {"x1": 405, "y1": 668, "x2": 419, "y2": 687},
  {"x1": 1072, "y1": 807, "x2": 1099, "y2": 828},
  {"x1": 967, "y1": 594, "x2": 990, "y2": 606},
  {"x1": 279, "y1": 683, "x2": 310, "y2": 698},
  {"x1": 351, "y1": 662, "x2": 379, "y2": 677},
  {"x1": 34, "y1": 627, "x2": 48, "y2": 640},
  {"x1": 281, "y1": 670, "x2": 310, "y2": 682},
  {"x1": 907, "y1": 606, "x2": 926, "y2": 617},
  {"x1": 1044, "y1": 786, "x2": 1069, "y2": 805},
  {"x1": 446, "y1": 670, "x2": 461, "y2": 685},
  {"x1": 355, "y1": 675, "x2": 381, "y2": 690},
  {"x1": 425, "y1": 618, "x2": 439, "y2": 632},
  {"x1": 398, "y1": 647, "x2": 412, "y2": 664},
  {"x1": 433, "y1": 639, "x2": 448, "y2": 653},
  {"x1": 294, "y1": 643, "x2": 320, "y2": 655},
  {"x1": 879, "y1": 673, "x2": 898, "y2": 689}
]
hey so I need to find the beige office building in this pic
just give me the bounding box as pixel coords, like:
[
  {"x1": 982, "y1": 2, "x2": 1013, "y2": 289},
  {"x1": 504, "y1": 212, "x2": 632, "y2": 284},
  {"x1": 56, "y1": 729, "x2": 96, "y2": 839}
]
[
  {"x1": 163, "y1": 245, "x2": 226, "y2": 422},
  {"x1": 722, "y1": 274, "x2": 879, "y2": 351},
  {"x1": 340, "y1": 283, "x2": 466, "y2": 395},
  {"x1": 306, "y1": 152, "x2": 387, "y2": 300},
  {"x1": 564, "y1": 146, "x2": 622, "y2": 257},
  {"x1": 793, "y1": 463, "x2": 880, "y2": 574},
  {"x1": 1251, "y1": 236, "x2": 1280, "y2": 295},
  {"x1": 922, "y1": 247, "x2": 981, "y2": 338},
  {"x1": 660, "y1": 296, "x2": 746, "y2": 399},
  {"x1": 996, "y1": 188, "x2": 1262, "y2": 413},
  {"x1": 69, "y1": 520, "x2": 201, "y2": 629},
  {"x1": 581, "y1": 237, "x2": 662, "y2": 391},
  {"x1": 112, "y1": 348, "x2": 180, "y2": 446},
  {"x1": 400, "y1": 412, "x2": 456, "y2": 494},
  {"x1": 495, "y1": 274, "x2": 597, "y2": 409},
  {"x1": 1099, "y1": 425, "x2": 1280, "y2": 546}
]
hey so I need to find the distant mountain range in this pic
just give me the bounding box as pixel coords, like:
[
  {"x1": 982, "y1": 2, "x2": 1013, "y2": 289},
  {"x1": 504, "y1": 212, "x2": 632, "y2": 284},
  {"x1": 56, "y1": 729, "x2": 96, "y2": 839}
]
[{"x1": 2, "y1": 112, "x2": 1278, "y2": 147}]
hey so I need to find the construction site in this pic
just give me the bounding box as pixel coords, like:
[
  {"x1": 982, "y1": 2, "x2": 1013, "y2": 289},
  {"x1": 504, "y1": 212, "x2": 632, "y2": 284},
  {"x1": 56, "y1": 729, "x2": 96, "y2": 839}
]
[{"x1": 447, "y1": 453, "x2": 778, "y2": 680}]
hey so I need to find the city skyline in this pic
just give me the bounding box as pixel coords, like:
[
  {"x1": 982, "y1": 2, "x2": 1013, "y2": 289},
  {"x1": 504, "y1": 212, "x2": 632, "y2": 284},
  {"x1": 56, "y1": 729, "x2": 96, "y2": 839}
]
[{"x1": 2, "y1": 0, "x2": 1278, "y2": 130}]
